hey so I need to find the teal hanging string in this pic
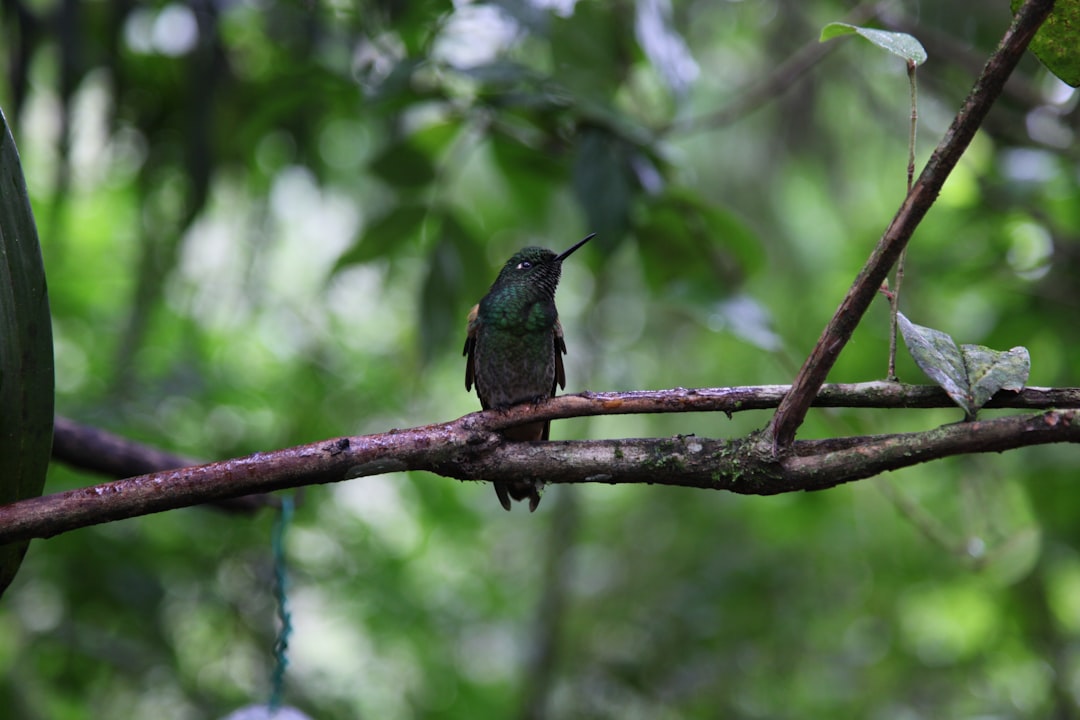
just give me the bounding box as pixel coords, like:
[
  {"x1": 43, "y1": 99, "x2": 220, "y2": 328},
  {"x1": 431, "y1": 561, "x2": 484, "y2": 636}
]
[{"x1": 269, "y1": 495, "x2": 294, "y2": 713}]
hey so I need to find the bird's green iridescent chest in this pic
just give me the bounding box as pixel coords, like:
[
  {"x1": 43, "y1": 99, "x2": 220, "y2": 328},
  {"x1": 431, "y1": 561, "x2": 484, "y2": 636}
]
[{"x1": 478, "y1": 287, "x2": 558, "y2": 334}]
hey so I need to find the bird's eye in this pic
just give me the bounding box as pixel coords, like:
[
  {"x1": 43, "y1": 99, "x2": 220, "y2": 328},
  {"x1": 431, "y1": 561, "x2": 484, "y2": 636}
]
[{"x1": 516, "y1": 261, "x2": 532, "y2": 270}]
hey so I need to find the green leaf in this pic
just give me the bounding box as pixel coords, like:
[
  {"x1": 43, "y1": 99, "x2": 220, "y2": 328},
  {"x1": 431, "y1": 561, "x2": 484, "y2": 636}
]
[
  {"x1": 334, "y1": 203, "x2": 429, "y2": 271},
  {"x1": 369, "y1": 139, "x2": 437, "y2": 189},
  {"x1": 408, "y1": 119, "x2": 464, "y2": 158},
  {"x1": 419, "y1": 210, "x2": 482, "y2": 364},
  {"x1": 634, "y1": 186, "x2": 763, "y2": 300},
  {"x1": 820, "y1": 23, "x2": 928, "y2": 66},
  {"x1": 490, "y1": 131, "x2": 564, "y2": 224},
  {"x1": 961, "y1": 344, "x2": 1030, "y2": 411},
  {"x1": 898, "y1": 313, "x2": 1030, "y2": 418},
  {"x1": 573, "y1": 127, "x2": 633, "y2": 244},
  {"x1": 898, "y1": 313, "x2": 971, "y2": 415},
  {"x1": 0, "y1": 107, "x2": 54, "y2": 597},
  {"x1": 368, "y1": 121, "x2": 462, "y2": 191},
  {"x1": 549, "y1": 1, "x2": 622, "y2": 102},
  {"x1": 1012, "y1": 0, "x2": 1080, "y2": 87}
]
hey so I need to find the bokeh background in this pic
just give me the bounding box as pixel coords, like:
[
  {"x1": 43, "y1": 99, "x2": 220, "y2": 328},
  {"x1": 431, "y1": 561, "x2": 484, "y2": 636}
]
[{"x1": 3, "y1": 1, "x2": 1080, "y2": 717}]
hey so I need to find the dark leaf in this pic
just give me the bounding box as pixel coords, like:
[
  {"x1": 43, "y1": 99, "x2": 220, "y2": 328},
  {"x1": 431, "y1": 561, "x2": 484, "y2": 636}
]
[
  {"x1": 419, "y1": 210, "x2": 482, "y2": 363},
  {"x1": 334, "y1": 203, "x2": 429, "y2": 271},
  {"x1": 1011, "y1": 0, "x2": 1080, "y2": 87},
  {"x1": 490, "y1": 131, "x2": 564, "y2": 224},
  {"x1": 573, "y1": 127, "x2": 633, "y2": 245},
  {"x1": 549, "y1": 1, "x2": 623, "y2": 102},
  {"x1": 635, "y1": 186, "x2": 763, "y2": 299},
  {"x1": 0, "y1": 107, "x2": 54, "y2": 597},
  {"x1": 368, "y1": 120, "x2": 462, "y2": 191},
  {"x1": 369, "y1": 140, "x2": 437, "y2": 189}
]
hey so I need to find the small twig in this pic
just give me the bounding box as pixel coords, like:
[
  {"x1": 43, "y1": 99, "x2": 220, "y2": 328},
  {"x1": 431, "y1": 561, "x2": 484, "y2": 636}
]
[
  {"x1": 768, "y1": 0, "x2": 1056, "y2": 450},
  {"x1": 887, "y1": 58, "x2": 920, "y2": 381},
  {"x1": 906, "y1": 59, "x2": 919, "y2": 194},
  {"x1": 52, "y1": 416, "x2": 275, "y2": 513}
]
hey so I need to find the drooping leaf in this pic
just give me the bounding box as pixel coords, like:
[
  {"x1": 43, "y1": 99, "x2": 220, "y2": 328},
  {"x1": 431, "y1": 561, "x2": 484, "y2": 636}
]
[
  {"x1": 573, "y1": 127, "x2": 633, "y2": 245},
  {"x1": 1012, "y1": 0, "x2": 1080, "y2": 87},
  {"x1": 820, "y1": 23, "x2": 928, "y2": 66},
  {"x1": 369, "y1": 139, "x2": 438, "y2": 189},
  {"x1": 334, "y1": 203, "x2": 430, "y2": 271},
  {"x1": 962, "y1": 344, "x2": 1030, "y2": 411},
  {"x1": 898, "y1": 313, "x2": 1030, "y2": 418},
  {"x1": 368, "y1": 120, "x2": 462, "y2": 191},
  {"x1": 549, "y1": 1, "x2": 623, "y2": 102},
  {"x1": 419, "y1": 210, "x2": 483, "y2": 364},
  {"x1": 489, "y1": 130, "x2": 564, "y2": 224},
  {"x1": 898, "y1": 313, "x2": 971, "y2": 414},
  {"x1": 0, "y1": 107, "x2": 54, "y2": 597},
  {"x1": 635, "y1": 186, "x2": 764, "y2": 300}
]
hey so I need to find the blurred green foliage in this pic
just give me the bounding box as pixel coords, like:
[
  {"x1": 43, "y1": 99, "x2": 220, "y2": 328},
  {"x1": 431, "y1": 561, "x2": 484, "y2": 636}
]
[{"x1": 2, "y1": 0, "x2": 1080, "y2": 718}]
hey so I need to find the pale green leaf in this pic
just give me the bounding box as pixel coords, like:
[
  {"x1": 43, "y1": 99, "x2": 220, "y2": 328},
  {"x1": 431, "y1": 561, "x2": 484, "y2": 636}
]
[
  {"x1": 961, "y1": 344, "x2": 1031, "y2": 411},
  {"x1": 820, "y1": 23, "x2": 928, "y2": 65},
  {"x1": 898, "y1": 313, "x2": 971, "y2": 416}
]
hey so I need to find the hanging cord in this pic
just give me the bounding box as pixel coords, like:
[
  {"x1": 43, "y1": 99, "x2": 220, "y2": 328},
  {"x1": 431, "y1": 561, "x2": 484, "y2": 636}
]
[{"x1": 269, "y1": 495, "x2": 294, "y2": 713}]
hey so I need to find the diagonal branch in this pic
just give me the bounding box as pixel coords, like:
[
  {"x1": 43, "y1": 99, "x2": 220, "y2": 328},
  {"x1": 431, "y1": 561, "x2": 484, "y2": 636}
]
[{"x1": 767, "y1": 0, "x2": 1056, "y2": 450}]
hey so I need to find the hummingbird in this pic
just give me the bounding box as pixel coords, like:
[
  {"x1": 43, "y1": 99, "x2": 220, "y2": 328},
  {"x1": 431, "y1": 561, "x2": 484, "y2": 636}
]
[{"x1": 464, "y1": 233, "x2": 595, "y2": 512}]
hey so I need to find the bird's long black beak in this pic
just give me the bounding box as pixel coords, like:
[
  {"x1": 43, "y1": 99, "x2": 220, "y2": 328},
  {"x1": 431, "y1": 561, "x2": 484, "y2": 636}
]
[{"x1": 555, "y1": 233, "x2": 595, "y2": 263}]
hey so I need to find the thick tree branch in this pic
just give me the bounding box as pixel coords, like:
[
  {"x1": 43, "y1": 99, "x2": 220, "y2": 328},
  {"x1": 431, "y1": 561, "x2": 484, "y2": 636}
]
[
  {"x1": 3, "y1": 383, "x2": 1078, "y2": 545},
  {"x1": 768, "y1": 0, "x2": 1056, "y2": 449},
  {"x1": 453, "y1": 410, "x2": 1079, "y2": 493},
  {"x1": 49, "y1": 383, "x2": 1080, "y2": 476}
]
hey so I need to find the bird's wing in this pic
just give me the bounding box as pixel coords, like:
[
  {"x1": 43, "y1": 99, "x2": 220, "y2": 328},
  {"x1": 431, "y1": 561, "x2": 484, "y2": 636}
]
[
  {"x1": 464, "y1": 304, "x2": 479, "y2": 391},
  {"x1": 553, "y1": 318, "x2": 567, "y2": 392},
  {"x1": 541, "y1": 319, "x2": 568, "y2": 443}
]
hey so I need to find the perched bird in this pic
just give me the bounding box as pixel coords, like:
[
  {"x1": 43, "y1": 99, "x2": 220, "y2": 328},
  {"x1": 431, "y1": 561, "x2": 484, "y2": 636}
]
[{"x1": 464, "y1": 233, "x2": 594, "y2": 511}]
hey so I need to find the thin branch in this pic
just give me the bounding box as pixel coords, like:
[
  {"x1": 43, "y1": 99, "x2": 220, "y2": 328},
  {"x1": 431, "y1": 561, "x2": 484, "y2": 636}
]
[
  {"x1": 459, "y1": 384, "x2": 1078, "y2": 425},
  {"x1": 52, "y1": 416, "x2": 275, "y2": 513},
  {"x1": 886, "y1": 58, "x2": 920, "y2": 382},
  {"x1": 768, "y1": 0, "x2": 1056, "y2": 450},
  {"x1": 3, "y1": 386, "x2": 1078, "y2": 545},
  {"x1": 50, "y1": 382, "x2": 1080, "y2": 468}
]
